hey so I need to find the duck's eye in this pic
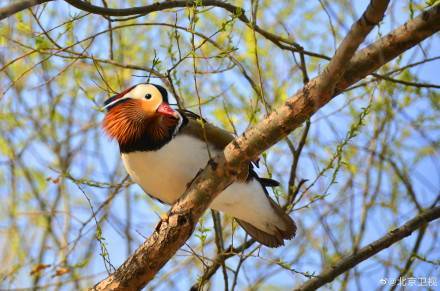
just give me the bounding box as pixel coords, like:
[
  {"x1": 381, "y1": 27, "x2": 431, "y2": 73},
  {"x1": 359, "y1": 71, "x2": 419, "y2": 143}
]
[{"x1": 145, "y1": 93, "x2": 152, "y2": 100}]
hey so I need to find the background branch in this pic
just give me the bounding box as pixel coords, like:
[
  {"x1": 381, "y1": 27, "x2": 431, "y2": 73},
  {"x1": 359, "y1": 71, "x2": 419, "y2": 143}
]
[{"x1": 294, "y1": 206, "x2": 440, "y2": 291}]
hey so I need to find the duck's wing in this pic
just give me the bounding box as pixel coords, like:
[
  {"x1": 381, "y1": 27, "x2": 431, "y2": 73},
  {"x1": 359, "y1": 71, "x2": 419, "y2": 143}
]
[
  {"x1": 178, "y1": 109, "x2": 280, "y2": 185},
  {"x1": 178, "y1": 109, "x2": 294, "y2": 247},
  {"x1": 178, "y1": 109, "x2": 235, "y2": 151}
]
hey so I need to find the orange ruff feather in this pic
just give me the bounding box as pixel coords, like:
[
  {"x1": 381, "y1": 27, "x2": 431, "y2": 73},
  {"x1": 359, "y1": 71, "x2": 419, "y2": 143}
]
[{"x1": 103, "y1": 99, "x2": 178, "y2": 146}]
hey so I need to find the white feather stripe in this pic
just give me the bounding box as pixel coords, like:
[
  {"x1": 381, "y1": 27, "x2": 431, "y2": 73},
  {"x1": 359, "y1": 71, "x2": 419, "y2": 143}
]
[{"x1": 121, "y1": 135, "x2": 285, "y2": 234}]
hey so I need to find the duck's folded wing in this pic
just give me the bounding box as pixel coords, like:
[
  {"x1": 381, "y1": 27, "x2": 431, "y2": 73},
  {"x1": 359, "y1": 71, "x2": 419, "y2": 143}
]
[
  {"x1": 178, "y1": 109, "x2": 251, "y2": 180},
  {"x1": 178, "y1": 109, "x2": 284, "y2": 184},
  {"x1": 178, "y1": 109, "x2": 234, "y2": 150},
  {"x1": 178, "y1": 110, "x2": 295, "y2": 247}
]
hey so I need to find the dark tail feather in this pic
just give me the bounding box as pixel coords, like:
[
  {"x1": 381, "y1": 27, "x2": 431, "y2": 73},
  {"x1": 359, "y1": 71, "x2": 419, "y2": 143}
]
[
  {"x1": 258, "y1": 177, "x2": 280, "y2": 187},
  {"x1": 236, "y1": 200, "x2": 296, "y2": 248},
  {"x1": 236, "y1": 219, "x2": 282, "y2": 247}
]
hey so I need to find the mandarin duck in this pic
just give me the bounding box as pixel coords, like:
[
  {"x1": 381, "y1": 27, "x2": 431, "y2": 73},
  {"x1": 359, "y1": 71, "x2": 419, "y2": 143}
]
[{"x1": 102, "y1": 83, "x2": 296, "y2": 247}]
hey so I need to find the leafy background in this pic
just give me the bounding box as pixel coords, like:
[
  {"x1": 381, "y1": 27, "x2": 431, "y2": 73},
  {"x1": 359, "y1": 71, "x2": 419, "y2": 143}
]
[{"x1": 0, "y1": 0, "x2": 439, "y2": 290}]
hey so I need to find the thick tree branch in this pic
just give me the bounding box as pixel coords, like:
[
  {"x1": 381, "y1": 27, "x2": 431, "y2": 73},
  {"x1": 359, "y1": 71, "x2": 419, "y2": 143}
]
[
  {"x1": 342, "y1": 6, "x2": 440, "y2": 88},
  {"x1": 0, "y1": 0, "x2": 51, "y2": 20},
  {"x1": 92, "y1": 4, "x2": 439, "y2": 291},
  {"x1": 318, "y1": 0, "x2": 389, "y2": 93},
  {"x1": 294, "y1": 206, "x2": 440, "y2": 291}
]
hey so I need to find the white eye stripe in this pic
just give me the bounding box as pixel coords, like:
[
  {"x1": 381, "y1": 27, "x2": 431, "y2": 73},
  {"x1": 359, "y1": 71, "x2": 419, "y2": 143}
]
[
  {"x1": 102, "y1": 84, "x2": 163, "y2": 110},
  {"x1": 102, "y1": 96, "x2": 130, "y2": 110}
]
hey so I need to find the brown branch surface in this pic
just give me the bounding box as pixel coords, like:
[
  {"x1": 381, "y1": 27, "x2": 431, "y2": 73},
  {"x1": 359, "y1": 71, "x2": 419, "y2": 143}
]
[
  {"x1": 0, "y1": 0, "x2": 52, "y2": 20},
  {"x1": 91, "y1": 4, "x2": 440, "y2": 291},
  {"x1": 294, "y1": 206, "x2": 440, "y2": 291},
  {"x1": 63, "y1": 0, "x2": 247, "y2": 18},
  {"x1": 317, "y1": 0, "x2": 389, "y2": 93}
]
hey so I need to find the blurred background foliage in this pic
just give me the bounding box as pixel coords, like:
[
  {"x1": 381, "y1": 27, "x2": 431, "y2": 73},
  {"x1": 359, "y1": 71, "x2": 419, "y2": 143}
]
[{"x1": 0, "y1": 0, "x2": 439, "y2": 290}]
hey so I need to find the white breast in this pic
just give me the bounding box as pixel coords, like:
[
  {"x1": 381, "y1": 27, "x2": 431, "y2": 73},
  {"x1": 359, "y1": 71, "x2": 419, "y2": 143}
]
[
  {"x1": 121, "y1": 134, "x2": 283, "y2": 232},
  {"x1": 122, "y1": 135, "x2": 209, "y2": 204}
]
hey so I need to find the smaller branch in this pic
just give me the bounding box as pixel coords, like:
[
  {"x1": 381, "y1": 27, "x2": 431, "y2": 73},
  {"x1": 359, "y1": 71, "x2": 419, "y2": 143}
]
[
  {"x1": 298, "y1": 50, "x2": 310, "y2": 84},
  {"x1": 343, "y1": 56, "x2": 440, "y2": 91},
  {"x1": 101, "y1": 0, "x2": 114, "y2": 60},
  {"x1": 294, "y1": 206, "x2": 440, "y2": 291},
  {"x1": 63, "y1": 0, "x2": 246, "y2": 18},
  {"x1": 210, "y1": 210, "x2": 228, "y2": 291},
  {"x1": 30, "y1": 9, "x2": 63, "y2": 49},
  {"x1": 389, "y1": 225, "x2": 426, "y2": 291},
  {"x1": 287, "y1": 121, "x2": 310, "y2": 205},
  {"x1": 190, "y1": 239, "x2": 255, "y2": 291},
  {"x1": 387, "y1": 158, "x2": 422, "y2": 211},
  {"x1": 385, "y1": 56, "x2": 440, "y2": 75},
  {"x1": 372, "y1": 73, "x2": 440, "y2": 88},
  {"x1": 63, "y1": 0, "x2": 327, "y2": 60}
]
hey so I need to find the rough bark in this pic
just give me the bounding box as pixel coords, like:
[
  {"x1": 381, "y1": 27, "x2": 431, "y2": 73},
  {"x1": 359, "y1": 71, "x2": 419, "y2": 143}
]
[
  {"x1": 92, "y1": 4, "x2": 440, "y2": 291},
  {"x1": 0, "y1": 0, "x2": 51, "y2": 21}
]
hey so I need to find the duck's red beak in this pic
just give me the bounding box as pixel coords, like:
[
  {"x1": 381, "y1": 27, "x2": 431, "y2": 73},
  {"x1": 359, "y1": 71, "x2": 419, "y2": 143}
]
[{"x1": 156, "y1": 102, "x2": 179, "y2": 119}]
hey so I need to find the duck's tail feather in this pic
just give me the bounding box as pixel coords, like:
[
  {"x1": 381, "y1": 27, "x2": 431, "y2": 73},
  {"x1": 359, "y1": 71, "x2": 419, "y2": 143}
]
[{"x1": 236, "y1": 198, "x2": 296, "y2": 248}]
